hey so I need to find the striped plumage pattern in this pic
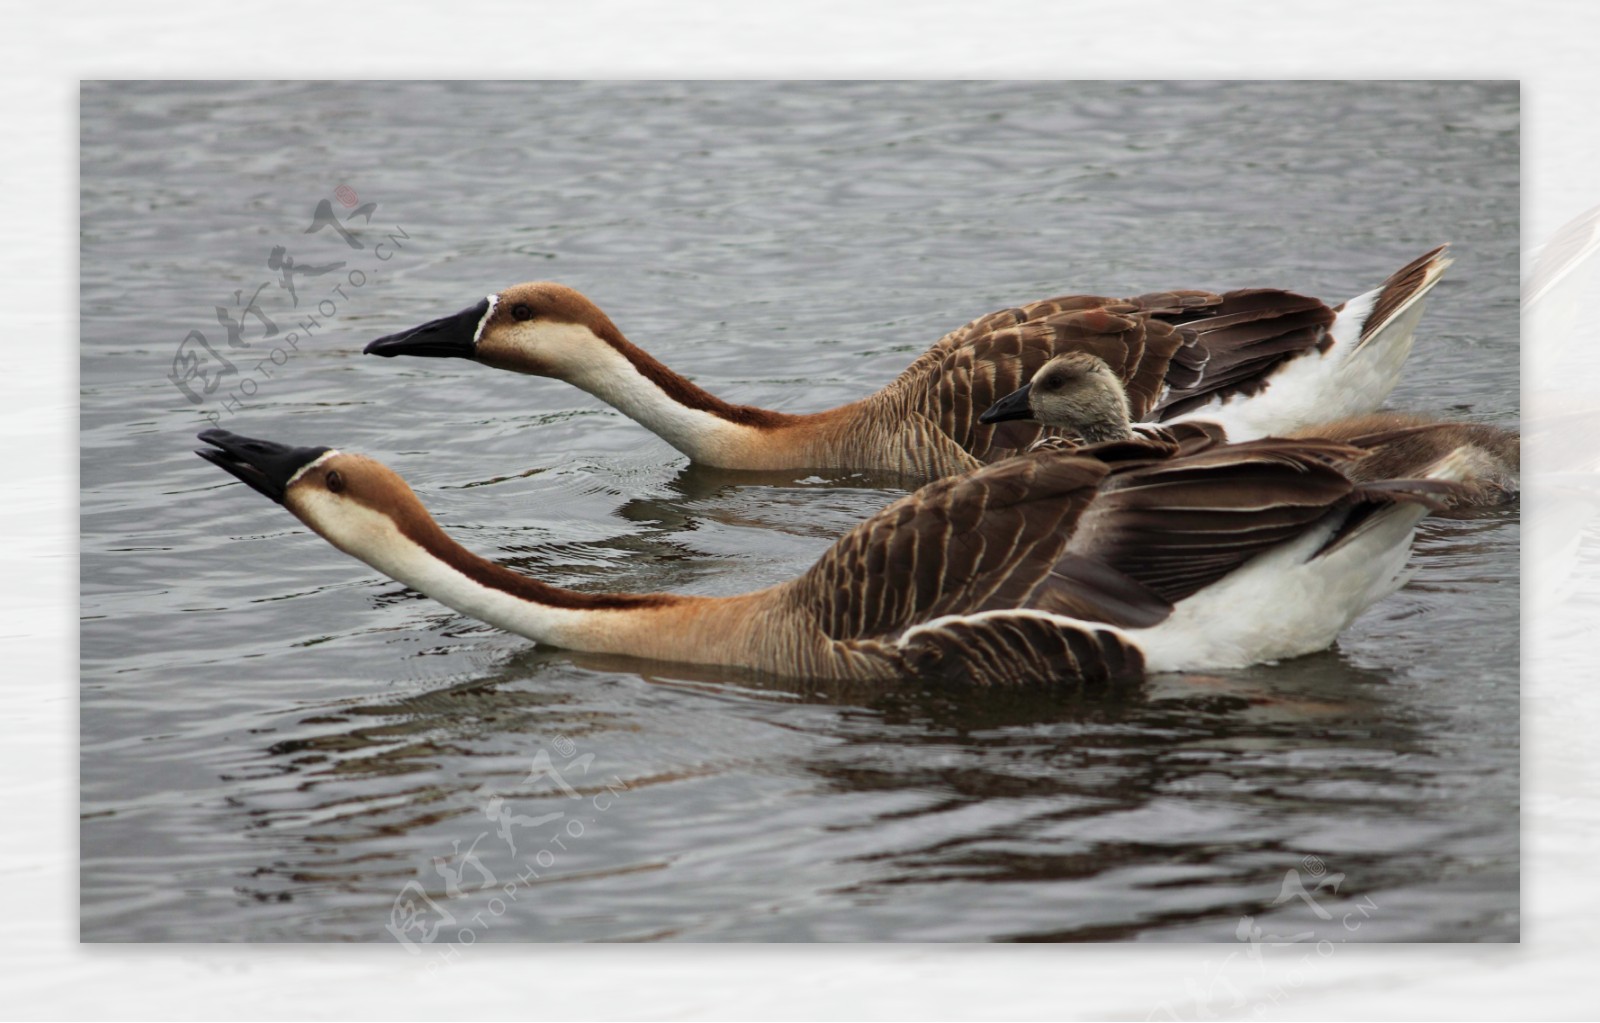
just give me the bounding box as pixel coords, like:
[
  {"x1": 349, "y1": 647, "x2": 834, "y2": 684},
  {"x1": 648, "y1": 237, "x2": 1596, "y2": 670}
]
[
  {"x1": 866, "y1": 288, "x2": 1335, "y2": 469},
  {"x1": 856, "y1": 246, "x2": 1448, "y2": 475},
  {"x1": 773, "y1": 432, "x2": 1453, "y2": 685}
]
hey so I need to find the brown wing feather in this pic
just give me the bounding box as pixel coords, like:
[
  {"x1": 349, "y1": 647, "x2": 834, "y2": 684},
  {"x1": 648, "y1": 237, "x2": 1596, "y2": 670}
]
[
  {"x1": 778, "y1": 450, "x2": 1118, "y2": 643},
  {"x1": 1362, "y1": 244, "x2": 1450, "y2": 344},
  {"x1": 875, "y1": 288, "x2": 1341, "y2": 462},
  {"x1": 1149, "y1": 290, "x2": 1338, "y2": 420},
  {"x1": 1286, "y1": 411, "x2": 1519, "y2": 506},
  {"x1": 781, "y1": 432, "x2": 1447, "y2": 685},
  {"x1": 884, "y1": 300, "x2": 1206, "y2": 463},
  {"x1": 1055, "y1": 436, "x2": 1376, "y2": 607},
  {"x1": 784, "y1": 430, "x2": 1343, "y2": 650}
]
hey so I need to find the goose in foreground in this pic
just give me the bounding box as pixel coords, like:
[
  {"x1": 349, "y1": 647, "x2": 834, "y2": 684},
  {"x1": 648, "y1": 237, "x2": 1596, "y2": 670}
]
[
  {"x1": 980, "y1": 352, "x2": 1520, "y2": 508},
  {"x1": 363, "y1": 248, "x2": 1450, "y2": 478},
  {"x1": 196, "y1": 427, "x2": 1464, "y2": 688}
]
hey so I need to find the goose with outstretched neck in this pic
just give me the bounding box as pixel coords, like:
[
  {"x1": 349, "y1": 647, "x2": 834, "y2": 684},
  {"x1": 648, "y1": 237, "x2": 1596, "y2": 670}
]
[
  {"x1": 363, "y1": 248, "x2": 1450, "y2": 479},
  {"x1": 197, "y1": 426, "x2": 1466, "y2": 688}
]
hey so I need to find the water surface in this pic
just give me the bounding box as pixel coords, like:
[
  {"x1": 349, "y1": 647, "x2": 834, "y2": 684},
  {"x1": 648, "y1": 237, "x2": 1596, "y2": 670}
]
[{"x1": 80, "y1": 81, "x2": 1519, "y2": 943}]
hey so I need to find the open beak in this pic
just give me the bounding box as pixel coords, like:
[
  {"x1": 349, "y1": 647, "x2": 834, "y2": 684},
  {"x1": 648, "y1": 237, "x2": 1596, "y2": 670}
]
[
  {"x1": 363, "y1": 297, "x2": 492, "y2": 359},
  {"x1": 195, "y1": 429, "x2": 332, "y2": 503},
  {"x1": 979, "y1": 381, "x2": 1036, "y2": 425}
]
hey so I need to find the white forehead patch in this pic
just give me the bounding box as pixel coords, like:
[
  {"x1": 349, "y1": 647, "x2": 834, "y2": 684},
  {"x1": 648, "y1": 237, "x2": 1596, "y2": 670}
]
[
  {"x1": 474, "y1": 294, "x2": 499, "y2": 344},
  {"x1": 286, "y1": 449, "x2": 341, "y2": 489}
]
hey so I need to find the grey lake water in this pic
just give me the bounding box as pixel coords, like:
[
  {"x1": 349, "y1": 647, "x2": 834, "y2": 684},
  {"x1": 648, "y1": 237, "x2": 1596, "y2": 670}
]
[{"x1": 80, "y1": 81, "x2": 1519, "y2": 943}]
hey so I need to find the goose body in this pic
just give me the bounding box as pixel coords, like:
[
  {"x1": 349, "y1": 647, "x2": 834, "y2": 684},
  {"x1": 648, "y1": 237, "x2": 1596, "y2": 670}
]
[
  {"x1": 981, "y1": 353, "x2": 1520, "y2": 508},
  {"x1": 197, "y1": 427, "x2": 1462, "y2": 688},
  {"x1": 363, "y1": 248, "x2": 1450, "y2": 479}
]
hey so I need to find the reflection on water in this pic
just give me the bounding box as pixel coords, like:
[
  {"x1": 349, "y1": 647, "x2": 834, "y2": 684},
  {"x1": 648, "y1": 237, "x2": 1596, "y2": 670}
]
[
  {"x1": 142, "y1": 638, "x2": 1484, "y2": 944},
  {"x1": 81, "y1": 81, "x2": 1518, "y2": 942}
]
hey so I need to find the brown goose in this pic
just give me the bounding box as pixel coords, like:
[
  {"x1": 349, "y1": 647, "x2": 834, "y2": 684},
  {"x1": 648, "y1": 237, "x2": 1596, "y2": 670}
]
[
  {"x1": 196, "y1": 427, "x2": 1464, "y2": 688},
  {"x1": 363, "y1": 249, "x2": 1450, "y2": 478},
  {"x1": 981, "y1": 353, "x2": 1520, "y2": 507}
]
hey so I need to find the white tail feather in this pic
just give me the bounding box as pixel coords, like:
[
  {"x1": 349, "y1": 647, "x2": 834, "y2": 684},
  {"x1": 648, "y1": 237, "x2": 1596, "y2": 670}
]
[
  {"x1": 1130, "y1": 485, "x2": 1443, "y2": 672},
  {"x1": 1167, "y1": 249, "x2": 1452, "y2": 439}
]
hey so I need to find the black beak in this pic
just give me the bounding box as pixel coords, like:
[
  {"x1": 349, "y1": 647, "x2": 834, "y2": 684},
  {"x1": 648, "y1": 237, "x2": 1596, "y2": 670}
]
[
  {"x1": 363, "y1": 297, "x2": 491, "y2": 359},
  {"x1": 979, "y1": 381, "x2": 1036, "y2": 425},
  {"x1": 195, "y1": 429, "x2": 333, "y2": 503}
]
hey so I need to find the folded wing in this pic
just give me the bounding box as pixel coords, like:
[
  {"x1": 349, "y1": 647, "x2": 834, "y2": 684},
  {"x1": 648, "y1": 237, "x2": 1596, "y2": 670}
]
[{"x1": 878, "y1": 290, "x2": 1344, "y2": 461}]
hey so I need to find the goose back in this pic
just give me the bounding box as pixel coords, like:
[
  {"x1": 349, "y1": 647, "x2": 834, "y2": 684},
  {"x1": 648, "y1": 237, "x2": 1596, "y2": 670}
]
[
  {"x1": 774, "y1": 433, "x2": 1450, "y2": 685},
  {"x1": 861, "y1": 287, "x2": 1349, "y2": 474}
]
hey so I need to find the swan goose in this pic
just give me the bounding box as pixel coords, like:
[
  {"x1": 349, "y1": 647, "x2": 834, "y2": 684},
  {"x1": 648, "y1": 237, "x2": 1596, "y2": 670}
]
[
  {"x1": 197, "y1": 427, "x2": 1464, "y2": 688},
  {"x1": 980, "y1": 352, "x2": 1520, "y2": 508},
  {"x1": 363, "y1": 248, "x2": 1451, "y2": 479}
]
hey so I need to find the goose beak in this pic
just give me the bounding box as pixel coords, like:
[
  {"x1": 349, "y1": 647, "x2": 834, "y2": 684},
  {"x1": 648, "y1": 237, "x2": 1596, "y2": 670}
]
[
  {"x1": 363, "y1": 297, "x2": 491, "y2": 359},
  {"x1": 979, "y1": 382, "x2": 1036, "y2": 424},
  {"x1": 196, "y1": 429, "x2": 332, "y2": 503}
]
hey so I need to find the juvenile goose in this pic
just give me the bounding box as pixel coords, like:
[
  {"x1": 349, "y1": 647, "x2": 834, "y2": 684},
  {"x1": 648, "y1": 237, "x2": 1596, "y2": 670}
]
[
  {"x1": 981, "y1": 353, "x2": 1520, "y2": 507},
  {"x1": 197, "y1": 427, "x2": 1463, "y2": 688},
  {"x1": 363, "y1": 248, "x2": 1450, "y2": 478}
]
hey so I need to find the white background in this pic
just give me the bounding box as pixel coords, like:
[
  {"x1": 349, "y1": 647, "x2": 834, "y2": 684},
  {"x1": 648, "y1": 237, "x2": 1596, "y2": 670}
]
[{"x1": 5, "y1": 1, "x2": 1597, "y2": 1018}]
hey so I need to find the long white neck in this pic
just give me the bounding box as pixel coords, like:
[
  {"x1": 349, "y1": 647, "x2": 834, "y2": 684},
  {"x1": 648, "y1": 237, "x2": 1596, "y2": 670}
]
[
  {"x1": 572, "y1": 355, "x2": 749, "y2": 461},
  {"x1": 354, "y1": 526, "x2": 599, "y2": 647},
  {"x1": 303, "y1": 494, "x2": 743, "y2": 661},
  {"x1": 556, "y1": 330, "x2": 776, "y2": 466}
]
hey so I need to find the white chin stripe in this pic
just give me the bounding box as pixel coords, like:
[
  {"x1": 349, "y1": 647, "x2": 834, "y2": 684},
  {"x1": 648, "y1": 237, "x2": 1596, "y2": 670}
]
[
  {"x1": 286, "y1": 449, "x2": 341, "y2": 489},
  {"x1": 474, "y1": 295, "x2": 499, "y2": 345}
]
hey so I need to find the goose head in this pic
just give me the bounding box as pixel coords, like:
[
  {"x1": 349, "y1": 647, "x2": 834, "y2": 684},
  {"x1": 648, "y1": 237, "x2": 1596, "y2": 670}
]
[
  {"x1": 363, "y1": 283, "x2": 628, "y2": 383},
  {"x1": 979, "y1": 353, "x2": 1134, "y2": 444},
  {"x1": 196, "y1": 428, "x2": 434, "y2": 563}
]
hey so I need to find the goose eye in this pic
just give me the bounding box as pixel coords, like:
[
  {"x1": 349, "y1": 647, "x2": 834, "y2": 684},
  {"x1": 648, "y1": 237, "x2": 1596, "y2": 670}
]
[
  {"x1": 325, "y1": 469, "x2": 345, "y2": 493},
  {"x1": 511, "y1": 303, "x2": 534, "y2": 321},
  {"x1": 1044, "y1": 374, "x2": 1066, "y2": 390}
]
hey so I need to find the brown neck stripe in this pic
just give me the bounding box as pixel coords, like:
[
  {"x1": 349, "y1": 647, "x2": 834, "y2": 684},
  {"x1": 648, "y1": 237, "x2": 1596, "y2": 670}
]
[
  {"x1": 380, "y1": 494, "x2": 677, "y2": 611},
  {"x1": 591, "y1": 321, "x2": 801, "y2": 430}
]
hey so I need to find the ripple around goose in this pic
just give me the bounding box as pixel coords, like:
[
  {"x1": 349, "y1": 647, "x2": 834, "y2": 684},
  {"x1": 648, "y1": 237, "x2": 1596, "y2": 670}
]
[
  {"x1": 363, "y1": 248, "x2": 1451, "y2": 479},
  {"x1": 196, "y1": 426, "x2": 1467, "y2": 689}
]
